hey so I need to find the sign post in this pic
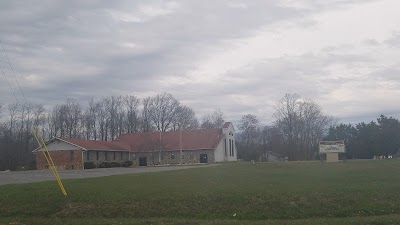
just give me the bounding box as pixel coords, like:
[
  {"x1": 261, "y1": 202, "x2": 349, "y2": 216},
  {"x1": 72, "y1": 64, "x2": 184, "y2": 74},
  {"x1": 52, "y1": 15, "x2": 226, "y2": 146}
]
[{"x1": 319, "y1": 140, "x2": 345, "y2": 163}]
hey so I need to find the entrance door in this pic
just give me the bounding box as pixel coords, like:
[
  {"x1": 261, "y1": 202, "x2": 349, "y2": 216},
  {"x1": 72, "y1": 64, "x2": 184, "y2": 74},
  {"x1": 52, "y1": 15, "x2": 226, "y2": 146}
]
[
  {"x1": 139, "y1": 157, "x2": 147, "y2": 166},
  {"x1": 199, "y1": 154, "x2": 208, "y2": 163}
]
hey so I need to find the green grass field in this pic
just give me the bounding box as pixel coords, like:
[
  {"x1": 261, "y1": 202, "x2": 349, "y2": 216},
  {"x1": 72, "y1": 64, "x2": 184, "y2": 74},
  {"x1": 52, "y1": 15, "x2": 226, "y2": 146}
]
[{"x1": 1, "y1": 160, "x2": 400, "y2": 225}]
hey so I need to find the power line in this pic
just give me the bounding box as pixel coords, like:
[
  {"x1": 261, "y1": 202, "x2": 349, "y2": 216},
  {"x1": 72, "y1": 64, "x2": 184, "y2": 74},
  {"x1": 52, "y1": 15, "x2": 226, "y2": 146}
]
[
  {"x1": 0, "y1": 40, "x2": 27, "y2": 105},
  {"x1": 0, "y1": 60, "x2": 21, "y2": 106}
]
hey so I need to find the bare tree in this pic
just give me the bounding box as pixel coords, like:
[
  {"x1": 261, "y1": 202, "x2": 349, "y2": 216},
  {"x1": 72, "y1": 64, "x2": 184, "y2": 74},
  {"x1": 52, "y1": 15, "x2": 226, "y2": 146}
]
[
  {"x1": 8, "y1": 103, "x2": 19, "y2": 137},
  {"x1": 108, "y1": 96, "x2": 123, "y2": 140},
  {"x1": 68, "y1": 99, "x2": 82, "y2": 138},
  {"x1": 83, "y1": 98, "x2": 96, "y2": 140},
  {"x1": 172, "y1": 105, "x2": 199, "y2": 131},
  {"x1": 274, "y1": 93, "x2": 334, "y2": 160},
  {"x1": 147, "y1": 93, "x2": 180, "y2": 132},
  {"x1": 238, "y1": 114, "x2": 260, "y2": 146},
  {"x1": 236, "y1": 114, "x2": 268, "y2": 160},
  {"x1": 33, "y1": 104, "x2": 45, "y2": 128},
  {"x1": 124, "y1": 95, "x2": 140, "y2": 133},
  {"x1": 97, "y1": 97, "x2": 110, "y2": 141},
  {"x1": 141, "y1": 97, "x2": 153, "y2": 132},
  {"x1": 201, "y1": 109, "x2": 225, "y2": 129}
]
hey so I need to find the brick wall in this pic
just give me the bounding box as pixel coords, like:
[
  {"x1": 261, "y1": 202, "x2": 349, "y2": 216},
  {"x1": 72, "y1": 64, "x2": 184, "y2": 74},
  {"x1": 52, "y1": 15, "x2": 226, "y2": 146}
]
[
  {"x1": 129, "y1": 149, "x2": 215, "y2": 166},
  {"x1": 36, "y1": 149, "x2": 215, "y2": 169},
  {"x1": 36, "y1": 149, "x2": 83, "y2": 170},
  {"x1": 83, "y1": 151, "x2": 130, "y2": 164}
]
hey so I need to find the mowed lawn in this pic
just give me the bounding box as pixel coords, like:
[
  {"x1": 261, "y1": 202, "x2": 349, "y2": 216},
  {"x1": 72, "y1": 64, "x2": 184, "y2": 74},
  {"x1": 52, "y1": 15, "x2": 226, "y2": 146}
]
[{"x1": 1, "y1": 160, "x2": 400, "y2": 225}]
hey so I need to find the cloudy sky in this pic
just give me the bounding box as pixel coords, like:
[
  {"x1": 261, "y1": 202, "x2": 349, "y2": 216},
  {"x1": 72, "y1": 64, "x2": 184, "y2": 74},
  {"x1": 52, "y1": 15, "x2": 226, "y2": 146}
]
[{"x1": 0, "y1": 0, "x2": 399, "y2": 124}]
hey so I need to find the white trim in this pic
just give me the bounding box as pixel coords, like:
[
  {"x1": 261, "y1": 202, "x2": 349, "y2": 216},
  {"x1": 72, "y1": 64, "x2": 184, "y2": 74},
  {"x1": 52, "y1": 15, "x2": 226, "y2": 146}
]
[
  {"x1": 32, "y1": 137, "x2": 86, "y2": 152},
  {"x1": 85, "y1": 149, "x2": 130, "y2": 152},
  {"x1": 55, "y1": 137, "x2": 87, "y2": 150}
]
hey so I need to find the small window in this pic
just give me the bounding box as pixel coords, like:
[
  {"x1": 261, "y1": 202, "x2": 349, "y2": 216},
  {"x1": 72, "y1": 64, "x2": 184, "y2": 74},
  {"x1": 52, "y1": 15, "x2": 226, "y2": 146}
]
[
  {"x1": 70, "y1": 150, "x2": 74, "y2": 161},
  {"x1": 224, "y1": 139, "x2": 227, "y2": 157},
  {"x1": 229, "y1": 139, "x2": 232, "y2": 156},
  {"x1": 232, "y1": 140, "x2": 235, "y2": 156},
  {"x1": 171, "y1": 153, "x2": 175, "y2": 159},
  {"x1": 231, "y1": 140, "x2": 234, "y2": 156},
  {"x1": 71, "y1": 165, "x2": 74, "y2": 170}
]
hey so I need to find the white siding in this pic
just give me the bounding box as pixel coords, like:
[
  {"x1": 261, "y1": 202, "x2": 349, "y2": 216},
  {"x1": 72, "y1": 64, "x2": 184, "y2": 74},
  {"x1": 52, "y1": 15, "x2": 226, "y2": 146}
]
[
  {"x1": 221, "y1": 123, "x2": 238, "y2": 162},
  {"x1": 214, "y1": 139, "x2": 225, "y2": 162}
]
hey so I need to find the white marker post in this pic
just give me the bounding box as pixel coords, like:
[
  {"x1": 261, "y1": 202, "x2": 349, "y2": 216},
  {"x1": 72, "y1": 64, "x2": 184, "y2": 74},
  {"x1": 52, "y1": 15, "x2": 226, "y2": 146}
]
[{"x1": 319, "y1": 140, "x2": 345, "y2": 162}]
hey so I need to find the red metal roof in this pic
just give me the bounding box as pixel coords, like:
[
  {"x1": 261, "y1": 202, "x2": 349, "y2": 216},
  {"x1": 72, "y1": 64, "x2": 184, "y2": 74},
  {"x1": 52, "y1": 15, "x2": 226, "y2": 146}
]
[
  {"x1": 61, "y1": 138, "x2": 130, "y2": 151},
  {"x1": 56, "y1": 128, "x2": 224, "y2": 152},
  {"x1": 117, "y1": 128, "x2": 223, "y2": 152}
]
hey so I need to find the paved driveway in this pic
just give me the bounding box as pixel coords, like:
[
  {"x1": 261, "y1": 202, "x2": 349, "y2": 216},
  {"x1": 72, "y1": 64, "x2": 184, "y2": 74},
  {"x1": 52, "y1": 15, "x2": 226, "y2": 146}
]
[{"x1": 0, "y1": 164, "x2": 217, "y2": 186}]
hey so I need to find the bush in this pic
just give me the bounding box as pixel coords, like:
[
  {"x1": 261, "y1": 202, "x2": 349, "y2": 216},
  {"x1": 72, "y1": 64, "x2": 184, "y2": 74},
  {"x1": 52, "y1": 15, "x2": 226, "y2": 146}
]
[
  {"x1": 122, "y1": 161, "x2": 133, "y2": 167},
  {"x1": 84, "y1": 162, "x2": 97, "y2": 169},
  {"x1": 28, "y1": 161, "x2": 37, "y2": 170},
  {"x1": 109, "y1": 162, "x2": 121, "y2": 167},
  {"x1": 16, "y1": 166, "x2": 27, "y2": 171},
  {"x1": 98, "y1": 162, "x2": 110, "y2": 168}
]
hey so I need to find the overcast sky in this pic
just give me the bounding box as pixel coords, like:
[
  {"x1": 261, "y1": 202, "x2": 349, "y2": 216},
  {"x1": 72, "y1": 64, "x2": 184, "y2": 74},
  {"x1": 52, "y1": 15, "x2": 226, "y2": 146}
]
[{"x1": 1, "y1": 0, "x2": 399, "y2": 125}]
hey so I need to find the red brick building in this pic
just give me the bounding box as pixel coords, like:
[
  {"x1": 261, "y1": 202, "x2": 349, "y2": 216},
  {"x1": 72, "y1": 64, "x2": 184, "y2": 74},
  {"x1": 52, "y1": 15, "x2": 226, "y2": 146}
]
[{"x1": 33, "y1": 122, "x2": 237, "y2": 170}]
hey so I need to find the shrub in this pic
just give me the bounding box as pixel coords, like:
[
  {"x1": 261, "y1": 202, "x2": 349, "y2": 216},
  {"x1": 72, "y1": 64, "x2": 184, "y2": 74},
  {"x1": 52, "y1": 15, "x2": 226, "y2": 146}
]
[
  {"x1": 122, "y1": 161, "x2": 133, "y2": 167},
  {"x1": 26, "y1": 161, "x2": 37, "y2": 170},
  {"x1": 84, "y1": 162, "x2": 97, "y2": 169},
  {"x1": 16, "y1": 166, "x2": 27, "y2": 171},
  {"x1": 109, "y1": 162, "x2": 121, "y2": 167},
  {"x1": 98, "y1": 162, "x2": 111, "y2": 168}
]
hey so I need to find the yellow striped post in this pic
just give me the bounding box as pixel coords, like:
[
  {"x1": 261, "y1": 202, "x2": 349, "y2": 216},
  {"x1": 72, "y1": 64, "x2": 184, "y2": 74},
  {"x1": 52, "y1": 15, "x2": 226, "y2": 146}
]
[{"x1": 32, "y1": 129, "x2": 68, "y2": 196}]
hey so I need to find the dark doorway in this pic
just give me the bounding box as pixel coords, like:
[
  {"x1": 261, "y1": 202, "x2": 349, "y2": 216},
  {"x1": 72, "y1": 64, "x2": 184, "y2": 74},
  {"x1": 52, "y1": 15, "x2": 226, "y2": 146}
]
[
  {"x1": 139, "y1": 157, "x2": 147, "y2": 166},
  {"x1": 199, "y1": 154, "x2": 208, "y2": 163}
]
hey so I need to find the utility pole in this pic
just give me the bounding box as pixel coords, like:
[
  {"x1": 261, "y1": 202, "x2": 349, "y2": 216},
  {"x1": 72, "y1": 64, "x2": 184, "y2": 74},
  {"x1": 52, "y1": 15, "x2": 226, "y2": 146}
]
[
  {"x1": 179, "y1": 123, "x2": 182, "y2": 165},
  {"x1": 159, "y1": 131, "x2": 162, "y2": 165}
]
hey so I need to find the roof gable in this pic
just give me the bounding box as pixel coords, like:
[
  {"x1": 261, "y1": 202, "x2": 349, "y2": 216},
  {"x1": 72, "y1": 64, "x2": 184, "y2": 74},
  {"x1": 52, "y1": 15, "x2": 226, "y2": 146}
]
[
  {"x1": 32, "y1": 137, "x2": 84, "y2": 152},
  {"x1": 223, "y1": 122, "x2": 235, "y2": 130}
]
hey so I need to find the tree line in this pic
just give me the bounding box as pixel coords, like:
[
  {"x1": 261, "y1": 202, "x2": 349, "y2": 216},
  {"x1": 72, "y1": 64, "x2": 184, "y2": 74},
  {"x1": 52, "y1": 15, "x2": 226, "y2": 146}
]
[
  {"x1": 0, "y1": 93, "x2": 224, "y2": 170},
  {"x1": 325, "y1": 115, "x2": 400, "y2": 159},
  {"x1": 236, "y1": 93, "x2": 400, "y2": 161},
  {"x1": 236, "y1": 93, "x2": 335, "y2": 161},
  {"x1": 2, "y1": 91, "x2": 398, "y2": 170}
]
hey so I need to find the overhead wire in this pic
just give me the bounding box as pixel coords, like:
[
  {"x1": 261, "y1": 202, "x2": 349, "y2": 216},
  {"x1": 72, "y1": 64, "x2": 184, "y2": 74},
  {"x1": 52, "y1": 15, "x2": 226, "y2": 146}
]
[
  {"x1": 0, "y1": 42, "x2": 28, "y2": 183},
  {"x1": 0, "y1": 40, "x2": 68, "y2": 197},
  {"x1": 0, "y1": 59, "x2": 20, "y2": 105},
  {"x1": 0, "y1": 40, "x2": 27, "y2": 104}
]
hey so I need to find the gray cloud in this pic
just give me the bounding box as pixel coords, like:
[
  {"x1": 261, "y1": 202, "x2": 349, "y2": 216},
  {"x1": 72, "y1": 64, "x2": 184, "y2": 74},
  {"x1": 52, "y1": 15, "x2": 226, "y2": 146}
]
[{"x1": 1, "y1": 0, "x2": 399, "y2": 125}]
